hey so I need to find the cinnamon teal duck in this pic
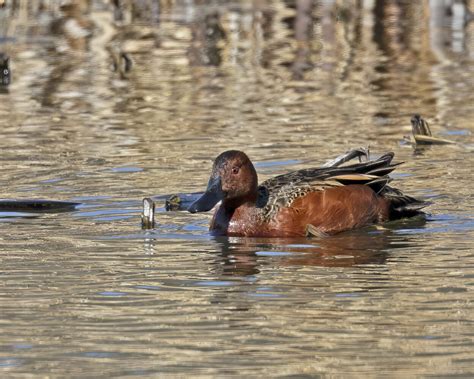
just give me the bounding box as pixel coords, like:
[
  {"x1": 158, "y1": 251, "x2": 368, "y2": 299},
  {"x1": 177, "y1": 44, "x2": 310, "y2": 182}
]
[{"x1": 188, "y1": 150, "x2": 427, "y2": 237}]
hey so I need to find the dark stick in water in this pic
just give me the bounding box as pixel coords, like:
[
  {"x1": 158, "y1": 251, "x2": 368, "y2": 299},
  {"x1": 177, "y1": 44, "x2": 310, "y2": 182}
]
[{"x1": 0, "y1": 199, "x2": 80, "y2": 213}]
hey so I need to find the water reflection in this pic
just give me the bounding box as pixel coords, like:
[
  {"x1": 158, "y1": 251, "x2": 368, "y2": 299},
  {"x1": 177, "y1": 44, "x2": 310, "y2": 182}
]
[
  {"x1": 1, "y1": 0, "x2": 472, "y2": 130},
  {"x1": 188, "y1": 10, "x2": 226, "y2": 66},
  {"x1": 50, "y1": 2, "x2": 93, "y2": 52},
  {"x1": 280, "y1": 0, "x2": 314, "y2": 79},
  {"x1": 213, "y1": 217, "x2": 426, "y2": 276},
  {"x1": 0, "y1": 0, "x2": 473, "y2": 377}
]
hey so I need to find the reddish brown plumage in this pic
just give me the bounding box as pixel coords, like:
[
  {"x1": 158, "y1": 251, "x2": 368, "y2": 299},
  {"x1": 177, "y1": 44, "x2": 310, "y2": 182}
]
[
  {"x1": 213, "y1": 185, "x2": 390, "y2": 237},
  {"x1": 188, "y1": 150, "x2": 426, "y2": 237}
]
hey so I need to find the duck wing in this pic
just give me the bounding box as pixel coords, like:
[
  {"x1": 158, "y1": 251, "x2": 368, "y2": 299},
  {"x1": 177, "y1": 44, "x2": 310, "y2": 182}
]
[{"x1": 256, "y1": 153, "x2": 400, "y2": 214}]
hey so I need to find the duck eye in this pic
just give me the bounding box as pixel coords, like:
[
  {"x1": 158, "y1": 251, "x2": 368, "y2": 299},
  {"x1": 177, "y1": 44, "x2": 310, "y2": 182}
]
[{"x1": 232, "y1": 166, "x2": 240, "y2": 175}]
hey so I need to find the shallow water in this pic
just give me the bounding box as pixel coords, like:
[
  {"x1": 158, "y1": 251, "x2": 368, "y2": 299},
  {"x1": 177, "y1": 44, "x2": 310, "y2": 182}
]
[{"x1": 1, "y1": 1, "x2": 473, "y2": 377}]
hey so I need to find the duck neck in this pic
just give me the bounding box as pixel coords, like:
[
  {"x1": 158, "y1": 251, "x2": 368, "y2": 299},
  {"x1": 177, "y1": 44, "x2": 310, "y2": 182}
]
[
  {"x1": 223, "y1": 192, "x2": 257, "y2": 212},
  {"x1": 211, "y1": 194, "x2": 258, "y2": 236}
]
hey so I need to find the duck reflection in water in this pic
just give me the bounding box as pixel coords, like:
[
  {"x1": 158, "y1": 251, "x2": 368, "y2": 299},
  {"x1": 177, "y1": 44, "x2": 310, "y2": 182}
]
[{"x1": 213, "y1": 216, "x2": 426, "y2": 277}]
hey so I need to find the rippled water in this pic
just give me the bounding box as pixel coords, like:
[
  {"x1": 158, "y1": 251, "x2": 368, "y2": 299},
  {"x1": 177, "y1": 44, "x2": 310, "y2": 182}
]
[{"x1": 1, "y1": 1, "x2": 473, "y2": 377}]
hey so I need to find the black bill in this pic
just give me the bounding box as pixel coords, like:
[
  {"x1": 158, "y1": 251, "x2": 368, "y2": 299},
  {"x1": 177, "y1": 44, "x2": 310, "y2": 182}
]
[{"x1": 188, "y1": 176, "x2": 223, "y2": 213}]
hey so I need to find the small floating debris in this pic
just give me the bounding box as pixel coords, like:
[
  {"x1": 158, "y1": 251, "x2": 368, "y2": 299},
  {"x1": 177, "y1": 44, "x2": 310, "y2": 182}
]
[
  {"x1": 141, "y1": 197, "x2": 155, "y2": 229},
  {"x1": 109, "y1": 46, "x2": 133, "y2": 79},
  {"x1": 165, "y1": 192, "x2": 204, "y2": 211},
  {"x1": 0, "y1": 52, "x2": 11, "y2": 86},
  {"x1": 0, "y1": 199, "x2": 80, "y2": 213},
  {"x1": 165, "y1": 194, "x2": 181, "y2": 211},
  {"x1": 410, "y1": 115, "x2": 456, "y2": 145}
]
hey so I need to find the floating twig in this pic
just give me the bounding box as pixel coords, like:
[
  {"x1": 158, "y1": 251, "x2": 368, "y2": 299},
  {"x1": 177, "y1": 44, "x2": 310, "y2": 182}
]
[{"x1": 410, "y1": 115, "x2": 456, "y2": 145}]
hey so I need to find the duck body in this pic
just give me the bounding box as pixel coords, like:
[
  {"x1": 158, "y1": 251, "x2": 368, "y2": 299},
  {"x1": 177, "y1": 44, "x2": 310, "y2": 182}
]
[
  {"x1": 212, "y1": 185, "x2": 388, "y2": 237},
  {"x1": 189, "y1": 150, "x2": 426, "y2": 237}
]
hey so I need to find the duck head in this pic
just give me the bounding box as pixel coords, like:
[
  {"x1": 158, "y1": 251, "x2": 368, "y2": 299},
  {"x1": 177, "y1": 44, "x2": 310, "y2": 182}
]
[{"x1": 188, "y1": 150, "x2": 258, "y2": 213}]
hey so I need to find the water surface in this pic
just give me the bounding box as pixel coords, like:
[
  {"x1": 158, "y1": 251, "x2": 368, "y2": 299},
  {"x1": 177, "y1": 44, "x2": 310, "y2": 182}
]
[{"x1": 0, "y1": 1, "x2": 473, "y2": 377}]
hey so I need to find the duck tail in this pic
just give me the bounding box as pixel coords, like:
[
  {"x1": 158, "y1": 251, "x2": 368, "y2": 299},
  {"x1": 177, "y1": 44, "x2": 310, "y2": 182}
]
[{"x1": 382, "y1": 186, "x2": 429, "y2": 219}]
